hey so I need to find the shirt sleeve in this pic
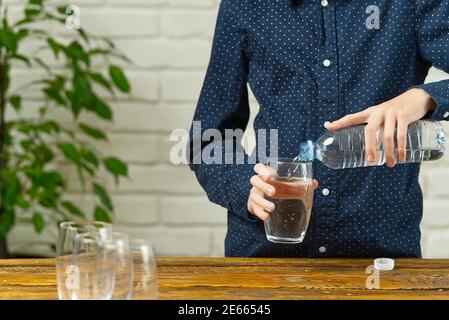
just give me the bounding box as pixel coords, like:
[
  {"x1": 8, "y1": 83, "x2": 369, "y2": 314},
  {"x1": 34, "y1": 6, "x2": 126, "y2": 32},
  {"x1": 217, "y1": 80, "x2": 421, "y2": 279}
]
[
  {"x1": 188, "y1": 0, "x2": 257, "y2": 222},
  {"x1": 415, "y1": 0, "x2": 449, "y2": 120}
]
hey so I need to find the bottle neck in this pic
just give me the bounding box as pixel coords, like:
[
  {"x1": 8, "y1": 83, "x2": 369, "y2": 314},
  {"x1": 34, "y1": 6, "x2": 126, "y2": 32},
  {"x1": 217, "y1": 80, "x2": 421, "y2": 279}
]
[{"x1": 298, "y1": 140, "x2": 316, "y2": 161}]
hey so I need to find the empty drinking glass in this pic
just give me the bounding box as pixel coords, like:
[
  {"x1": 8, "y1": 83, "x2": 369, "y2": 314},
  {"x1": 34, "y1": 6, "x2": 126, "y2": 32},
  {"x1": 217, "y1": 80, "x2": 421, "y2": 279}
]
[
  {"x1": 71, "y1": 232, "x2": 115, "y2": 300},
  {"x1": 263, "y1": 159, "x2": 314, "y2": 244},
  {"x1": 131, "y1": 239, "x2": 158, "y2": 300},
  {"x1": 56, "y1": 221, "x2": 112, "y2": 300},
  {"x1": 97, "y1": 232, "x2": 133, "y2": 300},
  {"x1": 56, "y1": 222, "x2": 158, "y2": 300}
]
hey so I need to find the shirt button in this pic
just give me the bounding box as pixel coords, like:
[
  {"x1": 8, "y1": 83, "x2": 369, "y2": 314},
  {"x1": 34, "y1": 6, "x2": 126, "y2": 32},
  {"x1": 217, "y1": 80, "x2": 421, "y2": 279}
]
[
  {"x1": 322, "y1": 188, "x2": 330, "y2": 196},
  {"x1": 321, "y1": 0, "x2": 329, "y2": 7},
  {"x1": 444, "y1": 111, "x2": 449, "y2": 119},
  {"x1": 319, "y1": 246, "x2": 327, "y2": 253},
  {"x1": 323, "y1": 59, "x2": 331, "y2": 67}
]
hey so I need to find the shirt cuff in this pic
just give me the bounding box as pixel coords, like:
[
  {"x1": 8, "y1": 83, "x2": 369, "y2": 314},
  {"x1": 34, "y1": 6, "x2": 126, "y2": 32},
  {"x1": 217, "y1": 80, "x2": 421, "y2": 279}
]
[
  {"x1": 415, "y1": 80, "x2": 449, "y2": 120},
  {"x1": 227, "y1": 163, "x2": 259, "y2": 222}
]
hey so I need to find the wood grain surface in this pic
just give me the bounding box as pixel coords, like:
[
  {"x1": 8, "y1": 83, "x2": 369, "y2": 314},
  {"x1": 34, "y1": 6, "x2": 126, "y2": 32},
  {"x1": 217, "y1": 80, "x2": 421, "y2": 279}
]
[{"x1": 1, "y1": 258, "x2": 449, "y2": 300}]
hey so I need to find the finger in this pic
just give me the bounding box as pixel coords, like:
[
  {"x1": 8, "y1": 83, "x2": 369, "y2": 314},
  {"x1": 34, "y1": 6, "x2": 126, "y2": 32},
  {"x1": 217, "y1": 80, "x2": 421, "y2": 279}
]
[
  {"x1": 250, "y1": 175, "x2": 275, "y2": 197},
  {"x1": 254, "y1": 163, "x2": 276, "y2": 181},
  {"x1": 326, "y1": 109, "x2": 369, "y2": 131},
  {"x1": 252, "y1": 202, "x2": 270, "y2": 221},
  {"x1": 383, "y1": 111, "x2": 397, "y2": 168},
  {"x1": 364, "y1": 116, "x2": 383, "y2": 163},
  {"x1": 250, "y1": 188, "x2": 275, "y2": 212},
  {"x1": 396, "y1": 118, "x2": 409, "y2": 163},
  {"x1": 312, "y1": 179, "x2": 319, "y2": 190}
]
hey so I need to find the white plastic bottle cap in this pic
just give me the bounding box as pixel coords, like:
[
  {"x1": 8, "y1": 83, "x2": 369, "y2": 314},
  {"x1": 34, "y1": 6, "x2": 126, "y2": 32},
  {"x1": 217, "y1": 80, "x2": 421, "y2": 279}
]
[{"x1": 374, "y1": 258, "x2": 395, "y2": 271}]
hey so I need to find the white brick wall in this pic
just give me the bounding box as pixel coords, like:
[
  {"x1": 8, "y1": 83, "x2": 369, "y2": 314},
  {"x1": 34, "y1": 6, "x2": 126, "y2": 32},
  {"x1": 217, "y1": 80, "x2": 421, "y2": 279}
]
[{"x1": 6, "y1": 0, "x2": 449, "y2": 258}]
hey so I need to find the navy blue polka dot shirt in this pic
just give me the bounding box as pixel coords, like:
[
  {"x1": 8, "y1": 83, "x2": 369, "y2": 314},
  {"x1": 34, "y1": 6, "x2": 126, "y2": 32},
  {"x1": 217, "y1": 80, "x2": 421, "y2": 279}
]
[{"x1": 189, "y1": 0, "x2": 449, "y2": 258}]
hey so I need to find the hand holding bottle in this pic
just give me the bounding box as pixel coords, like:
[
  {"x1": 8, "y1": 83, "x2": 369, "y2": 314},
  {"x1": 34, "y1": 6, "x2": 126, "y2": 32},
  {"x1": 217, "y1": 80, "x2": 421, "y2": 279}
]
[{"x1": 325, "y1": 88, "x2": 436, "y2": 168}]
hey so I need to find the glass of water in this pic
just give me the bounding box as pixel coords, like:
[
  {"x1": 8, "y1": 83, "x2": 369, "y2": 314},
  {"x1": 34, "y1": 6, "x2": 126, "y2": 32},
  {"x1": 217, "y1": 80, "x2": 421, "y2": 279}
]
[{"x1": 263, "y1": 158, "x2": 314, "y2": 244}]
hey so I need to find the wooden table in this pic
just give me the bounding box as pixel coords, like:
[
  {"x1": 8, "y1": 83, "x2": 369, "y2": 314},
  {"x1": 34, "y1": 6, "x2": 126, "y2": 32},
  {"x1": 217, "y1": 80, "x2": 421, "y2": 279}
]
[{"x1": 1, "y1": 258, "x2": 449, "y2": 300}]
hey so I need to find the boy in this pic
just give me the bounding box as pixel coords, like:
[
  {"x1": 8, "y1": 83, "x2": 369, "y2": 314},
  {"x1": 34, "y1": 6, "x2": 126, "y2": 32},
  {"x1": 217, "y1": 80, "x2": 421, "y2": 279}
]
[{"x1": 189, "y1": 0, "x2": 449, "y2": 257}]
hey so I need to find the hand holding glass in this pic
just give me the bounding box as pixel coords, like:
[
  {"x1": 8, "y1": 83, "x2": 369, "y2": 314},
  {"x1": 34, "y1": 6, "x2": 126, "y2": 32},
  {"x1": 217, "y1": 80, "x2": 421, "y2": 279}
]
[{"x1": 262, "y1": 159, "x2": 314, "y2": 244}]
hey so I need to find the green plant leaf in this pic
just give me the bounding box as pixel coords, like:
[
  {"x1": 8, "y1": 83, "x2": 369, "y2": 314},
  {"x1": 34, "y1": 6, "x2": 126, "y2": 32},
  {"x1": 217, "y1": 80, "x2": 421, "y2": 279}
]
[
  {"x1": 36, "y1": 171, "x2": 63, "y2": 189},
  {"x1": 29, "y1": 0, "x2": 44, "y2": 5},
  {"x1": 79, "y1": 161, "x2": 95, "y2": 176},
  {"x1": 2, "y1": 130, "x2": 13, "y2": 146},
  {"x1": 88, "y1": 48, "x2": 111, "y2": 56},
  {"x1": 32, "y1": 144, "x2": 54, "y2": 163},
  {"x1": 102, "y1": 39, "x2": 132, "y2": 62},
  {"x1": 80, "y1": 147, "x2": 99, "y2": 167},
  {"x1": 77, "y1": 28, "x2": 90, "y2": 44},
  {"x1": 14, "y1": 17, "x2": 33, "y2": 27},
  {"x1": 66, "y1": 41, "x2": 90, "y2": 66},
  {"x1": 50, "y1": 75, "x2": 66, "y2": 91},
  {"x1": 113, "y1": 52, "x2": 132, "y2": 64},
  {"x1": 94, "y1": 97, "x2": 112, "y2": 120},
  {"x1": 36, "y1": 120, "x2": 60, "y2": 134},
  {"x1": 73, "y1": 71, "x2": 93, "y2": 106},
  {"x1": 2, "y1": 29, "x2": 18, "y2": 52},
  {"x1": 20, "y1": 139, "x2": 33, "y2": 150},
  {"x1": 34, "y1": 57, "x2": 52, "y2": 74},
  {"x1": 1, "y1": 172, "x2": 21, "y2": 209},
  {"x1": 88, "y1": 72, "x2": 113, "y2": 94},
  {"x1": 11, "y1": 54, "x2": 31, "y2": 67},
  {"x1": 25, "y1": 7, "x2": 41, "y2": 18},
  {"x1": 16, "y1": 29, "x2": 30, "y2": 41},
  {"x1": 109, "y1": 65, "x2": 130, "y2": 93},
  {"x1": 57, "y1": 5, "x2": 67, "y2": 15},
  {"x1": 103, "y1": 157, "x2": 128, "y2": 181},
  {"x1": 32, "y1": 212, "x2": 45, "y2": 233},
  {"x1": 57, "y1": 143, "x2": 80, "y2": 163},
  {"x1": 65, "y1": 90, "x2": 82, "y2": 116},
  {"x1": 47, "y1": 38, "x2": 61, "y2": 58},
  {"x1": 79, "y1": 123, "x2": 108, "y2": 140},
  {"x1": 16, "y1": 195, "x2": 30, "y2": 209},
  {"x1": 37, "y1": 187, "x2": 60, "y2": 208},
  {"x1": 44, "y1": 87, "x2": 65, "y2": 105},
  {"x1": 91, "y1": 46, "x2": 130, "y2": 64},
  {"x1": 17, "y1": 121, "x2": 31, "y2": 134},
  {"x1": 0, "y1": 209, "x2": 15, "y2": 237},
  {"x1": 94, "y1": 206, "x2": 112, "y2": 223},
  {"x1": 61, "y1": 201, "x2": 85, "y2": 218},
  {"x1": 25, "y1": 0, "x2": 44, "y2": 18},
  {"x1": 92, "y1": 182, "x2": 113, "y2": 211},
  {"x1": 103, "y1": 38, "x2": 117, "y2": 50},
  {"x1": 9, "y1": 95, "x2": 22, "y2": 111}
]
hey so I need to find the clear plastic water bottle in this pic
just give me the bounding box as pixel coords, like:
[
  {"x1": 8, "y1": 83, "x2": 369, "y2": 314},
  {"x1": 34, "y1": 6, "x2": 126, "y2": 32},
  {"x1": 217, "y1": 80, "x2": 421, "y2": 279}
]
[{"x1": 299, "y1": 120, "x2": 446, "y2": 169}]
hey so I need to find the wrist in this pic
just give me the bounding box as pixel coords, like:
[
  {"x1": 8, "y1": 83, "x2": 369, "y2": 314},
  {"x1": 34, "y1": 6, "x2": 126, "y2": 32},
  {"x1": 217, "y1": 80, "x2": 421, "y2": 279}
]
[{"x1": 410, "y1": 88, "x2": 436, "y2": 113}]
